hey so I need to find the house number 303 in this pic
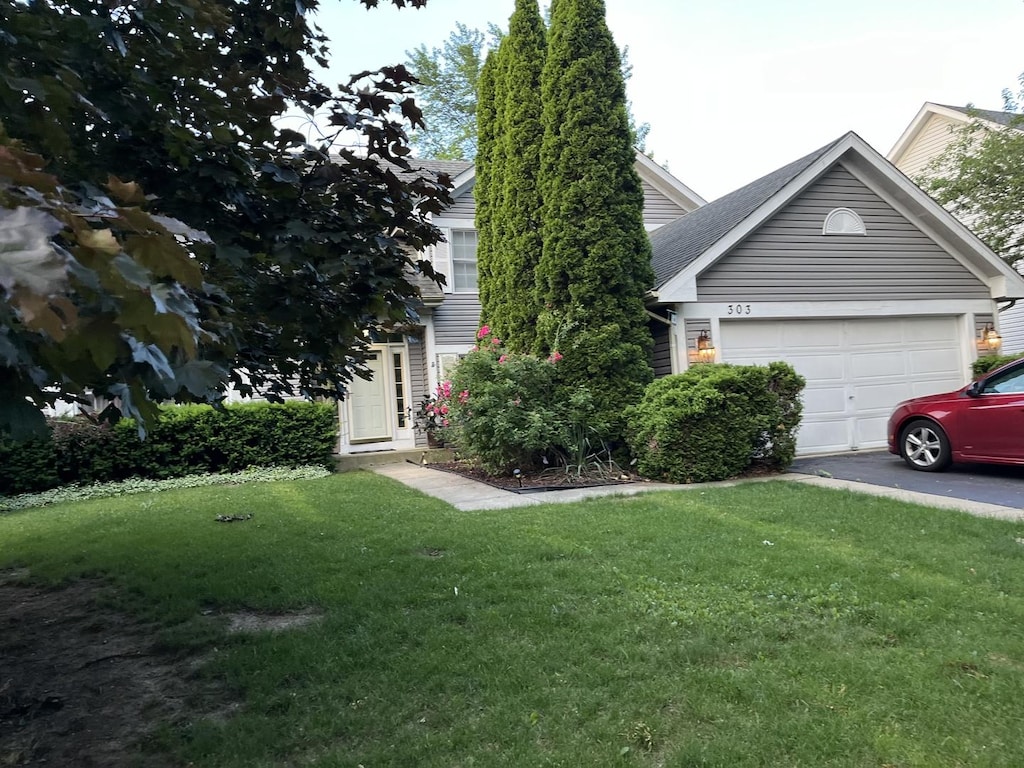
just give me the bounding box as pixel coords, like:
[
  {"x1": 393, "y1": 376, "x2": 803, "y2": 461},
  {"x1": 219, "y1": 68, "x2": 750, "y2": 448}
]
[{"x1": 727, "y1": 303, "x2": 752, "y2": 315}]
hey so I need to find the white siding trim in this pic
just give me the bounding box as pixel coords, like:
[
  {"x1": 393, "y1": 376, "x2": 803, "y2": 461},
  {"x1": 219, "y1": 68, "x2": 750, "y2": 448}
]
[
  {"x1": 677, "y1": 299, "x2": 994, "y2": 320},
  {"x1": 634, "y1": 151, "x2": 707, "y2": 209}
]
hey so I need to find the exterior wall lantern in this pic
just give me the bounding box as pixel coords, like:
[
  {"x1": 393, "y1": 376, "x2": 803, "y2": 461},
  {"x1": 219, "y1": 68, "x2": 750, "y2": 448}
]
[
  {"x1": 980, "y1": 323, "x2": 1003, "y2": 352},
  {"x1": 688, "y1": 330, "x2": 716, "y2": 363}
]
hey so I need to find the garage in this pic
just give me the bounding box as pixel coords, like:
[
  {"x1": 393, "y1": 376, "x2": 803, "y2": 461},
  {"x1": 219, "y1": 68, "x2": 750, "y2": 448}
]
[
  {"x1": 720, "y1": 316, "x2": 965, "y2": 455},
  {"x1": 648, "y1": 133, "x2": 1024, "y2": 459}
]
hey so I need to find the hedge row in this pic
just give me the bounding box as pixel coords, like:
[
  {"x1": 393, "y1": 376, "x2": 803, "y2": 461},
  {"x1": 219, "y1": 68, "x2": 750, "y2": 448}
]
[{"x1": 0, "y1": 401, "x2": 337, "y2": 496}]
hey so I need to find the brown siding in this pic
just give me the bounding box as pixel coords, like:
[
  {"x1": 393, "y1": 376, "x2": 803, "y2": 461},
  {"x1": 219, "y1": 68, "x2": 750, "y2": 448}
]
[{"x1": 696, "y1": 164, "x2": 991, "y2": 303}]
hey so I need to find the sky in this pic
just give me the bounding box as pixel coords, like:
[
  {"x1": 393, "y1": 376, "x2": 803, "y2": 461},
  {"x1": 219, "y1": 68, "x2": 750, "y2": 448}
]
[{"x1": 308, "y1": 0, "x2": 1024, "y2": 201}]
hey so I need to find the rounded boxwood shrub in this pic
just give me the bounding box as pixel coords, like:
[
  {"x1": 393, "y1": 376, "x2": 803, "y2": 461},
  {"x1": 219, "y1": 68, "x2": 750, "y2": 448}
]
[{"x1": 626, "y1": 362, "x2": 804, "y2": 484}]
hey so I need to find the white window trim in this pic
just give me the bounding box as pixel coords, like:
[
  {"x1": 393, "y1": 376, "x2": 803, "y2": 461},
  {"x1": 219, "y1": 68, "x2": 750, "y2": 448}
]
[
  {"x1": 433, "y1": 218, "x2": 477, "y2": 294},
  {"x1": 449, "y1": 228, "x2": 479, "y2": 293}
]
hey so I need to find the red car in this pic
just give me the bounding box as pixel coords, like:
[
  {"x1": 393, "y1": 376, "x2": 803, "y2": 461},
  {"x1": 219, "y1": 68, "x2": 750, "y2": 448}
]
[{"x1": 888, "y1": 358, "x2": 1024, "y2": 471}]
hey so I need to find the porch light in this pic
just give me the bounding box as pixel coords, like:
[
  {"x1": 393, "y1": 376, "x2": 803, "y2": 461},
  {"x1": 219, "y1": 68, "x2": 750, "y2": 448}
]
[
  {"x1": 980, "y1": 323, "x2": 1003, "y2": 352},
  {"x1": 688, "y1": 330, "x2": 717, "y2": 363}
]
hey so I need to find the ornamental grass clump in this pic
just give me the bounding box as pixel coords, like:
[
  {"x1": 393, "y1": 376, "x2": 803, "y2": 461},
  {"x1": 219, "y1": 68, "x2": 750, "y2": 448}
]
[{"x1": 627, "y1": 362, "x2": 804, "y2": 483}]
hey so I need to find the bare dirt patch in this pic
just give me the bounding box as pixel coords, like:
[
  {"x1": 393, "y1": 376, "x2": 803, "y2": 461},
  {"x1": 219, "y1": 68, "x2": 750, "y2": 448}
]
[
  {"x1": 224, "y1": 607, "x2": 322, "y2": 635},
  {"x1": 0, "y1": 570, "x2": 225, "y2": 767}
]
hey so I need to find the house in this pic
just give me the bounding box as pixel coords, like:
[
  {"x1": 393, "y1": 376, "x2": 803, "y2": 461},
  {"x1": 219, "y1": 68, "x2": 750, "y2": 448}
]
[
  {"x1": 342, "y1": 131, "x2": 1024, "y2": 459},
  {"x1": 338, "y1": 152, "x2": 706, "y2": 454},
  {"x1": 888, "y1": 102, "x2": 1024, "y2": 351},
  {"x1": 648, "y1": 131, "x2": 1024, "y2": 455}
]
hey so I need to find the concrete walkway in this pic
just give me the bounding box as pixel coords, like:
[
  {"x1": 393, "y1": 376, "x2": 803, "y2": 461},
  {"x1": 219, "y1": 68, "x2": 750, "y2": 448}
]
[{"x1": 370, "y1": 461, "x2": 1024, "y2": 520}]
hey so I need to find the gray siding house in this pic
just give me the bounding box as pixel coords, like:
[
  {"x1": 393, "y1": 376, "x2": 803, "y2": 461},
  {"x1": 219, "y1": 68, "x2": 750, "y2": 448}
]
[
  {"x1": 650, "y1": 132, "x2": 1024, "y2": 455},
  {"x1": 340, "y1": 132, "x2": 1024, "y2": 458},
  {"x1": 338, "y1": 152, "x2": 706, "y2": 454}
]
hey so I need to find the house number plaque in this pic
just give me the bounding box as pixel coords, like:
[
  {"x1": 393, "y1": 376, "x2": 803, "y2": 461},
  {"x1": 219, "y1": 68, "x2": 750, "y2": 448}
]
[{"x1": 725, "y1": 303, "x2": 753, "y2": 316}]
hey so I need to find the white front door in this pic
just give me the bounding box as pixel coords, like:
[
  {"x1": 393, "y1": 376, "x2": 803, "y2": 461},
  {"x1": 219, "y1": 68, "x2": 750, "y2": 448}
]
[
  {"x1": 348, "y1": 351, "x2": 391, "y2": 443},
  {"x1": 720, "y1": 316, "x2": 965, "y2": 455},
  {"x1": 345, "y1": 341, "x2": 416, "y2": 449}
]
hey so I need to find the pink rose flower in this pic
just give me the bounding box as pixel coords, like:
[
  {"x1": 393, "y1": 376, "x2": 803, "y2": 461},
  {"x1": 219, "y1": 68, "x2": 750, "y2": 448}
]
[
  {"x1": 477, "y1": 325, "x2": 491, "y2": 340},
  {"x1": 499, "y1": 355, "x2": 507, "y2": 364},
  {"x1": 491, "y1": 337, "x2": 501, "y2": 345}
]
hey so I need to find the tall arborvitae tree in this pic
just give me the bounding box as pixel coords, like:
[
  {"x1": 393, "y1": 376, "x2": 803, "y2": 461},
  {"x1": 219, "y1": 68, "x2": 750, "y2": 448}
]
[
  {"x1": 474, "y1": 48, "x2": 503, "y2": 327},
  {"x1": 487, "y1": 0, "x2": 546, "y2": 352},
  {"x1": 536, "y1": 0, "x2": 654, "y2": 432}
]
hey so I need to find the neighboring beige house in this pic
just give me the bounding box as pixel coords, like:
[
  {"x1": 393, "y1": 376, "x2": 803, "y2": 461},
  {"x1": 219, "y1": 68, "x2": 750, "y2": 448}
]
[
  {"x1": 888, "y1": 102, "x2": 1024, "y2": 352},
  {"x1": 337, "y1": 152, "x2": 707, "y2": 455},
  {"x1": 648, "y1": 132, "x2": 1024, "y2": 455}
]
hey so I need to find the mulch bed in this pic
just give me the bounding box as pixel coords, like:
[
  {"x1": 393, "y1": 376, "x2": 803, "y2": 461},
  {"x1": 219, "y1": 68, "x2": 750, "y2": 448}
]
[{"x1": 424, "y1": 460, "x2": 639, "y2": 494}]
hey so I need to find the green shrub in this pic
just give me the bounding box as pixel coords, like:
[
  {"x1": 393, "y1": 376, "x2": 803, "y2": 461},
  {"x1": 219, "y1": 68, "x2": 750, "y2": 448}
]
[
  {"x1": 446, "y1": 348, "x2": 566, "y2": 473},
  {"x1": 626, "y1": 362, "x2": 805, "y2": 484},
  {"x1": 972, "y1": 352, "x2": 1024, "y2": 377},
  {"x1": 0, "y1": 401, "x2": 337, "y2": 496},
  {"x1": 442, "y1": 327, "x2": 606, "y2": 474}
]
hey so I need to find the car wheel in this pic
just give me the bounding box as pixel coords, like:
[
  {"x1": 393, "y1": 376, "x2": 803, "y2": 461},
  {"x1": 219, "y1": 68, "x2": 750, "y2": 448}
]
[{"x1": 899, "y1": 419, "x2": 952, "y2": 472}]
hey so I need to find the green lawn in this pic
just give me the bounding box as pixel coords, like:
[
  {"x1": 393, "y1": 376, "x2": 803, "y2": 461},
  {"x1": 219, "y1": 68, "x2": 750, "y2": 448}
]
[{"x1": 3, "y1": 472, "x2": 1024, "y2": 766}]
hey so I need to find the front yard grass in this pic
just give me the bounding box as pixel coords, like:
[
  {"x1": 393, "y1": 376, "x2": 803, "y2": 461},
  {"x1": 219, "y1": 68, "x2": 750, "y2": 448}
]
[{"x1": 3, "y1": 472, "x2": 1024, "y2": 766}]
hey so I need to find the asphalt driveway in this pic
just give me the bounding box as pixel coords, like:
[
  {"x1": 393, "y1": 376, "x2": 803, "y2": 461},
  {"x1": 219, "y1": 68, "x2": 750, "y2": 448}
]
[{"x1": 789, "y1": 450, "x2": 1024, "y2": 510}]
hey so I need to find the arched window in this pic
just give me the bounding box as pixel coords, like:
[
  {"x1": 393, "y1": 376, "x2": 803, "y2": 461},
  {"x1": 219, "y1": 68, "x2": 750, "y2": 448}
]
[{"x1": 822, "y1": 207, "x2": 866, "y2": 235}]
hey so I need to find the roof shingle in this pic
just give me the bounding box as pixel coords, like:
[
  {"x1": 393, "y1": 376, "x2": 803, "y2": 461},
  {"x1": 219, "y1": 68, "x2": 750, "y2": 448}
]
[
  {"x1": 937, "y1": 104, "x2": 1023, "y2": 129},
  {"x1": 649, "y1": 135, "x2": 846, "y2": 288}
]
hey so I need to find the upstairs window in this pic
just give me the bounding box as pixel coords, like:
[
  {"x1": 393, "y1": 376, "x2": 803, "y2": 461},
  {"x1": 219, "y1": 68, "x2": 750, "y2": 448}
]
[
  {"x1": 450, "y1": 229, "x2": 478, "y2": 292},
  {"x1": 822, "y1": 207, "x2": 866, "y2": 235}
]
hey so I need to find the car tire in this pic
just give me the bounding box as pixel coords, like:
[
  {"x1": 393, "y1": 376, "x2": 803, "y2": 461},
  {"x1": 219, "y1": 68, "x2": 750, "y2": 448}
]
[{"x1": 899, "y1": 419, "x2": 952, "y2": 472}]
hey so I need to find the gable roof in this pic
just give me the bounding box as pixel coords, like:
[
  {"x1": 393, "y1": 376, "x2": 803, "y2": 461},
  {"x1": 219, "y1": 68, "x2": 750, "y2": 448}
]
[
  {"x1": 937, "y1": 103, "x2": 1022, "y2": 128},
  {"x1": 435, "y1": 149, "x2": 706, "y2": 214},
  {"x1": 888, "y1": 102, "x2": 1023, "y2": 167},
  {"x1": 650, "y1": 137, "x2": 843, "y2": 288},
  {"x1": 652, "y1": 131, "x2": 1024, "y2": 303}
]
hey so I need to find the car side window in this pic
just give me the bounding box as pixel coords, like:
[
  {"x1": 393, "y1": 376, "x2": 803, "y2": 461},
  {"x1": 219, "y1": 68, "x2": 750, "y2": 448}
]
[{"x1": 982, "y1": 365, "x2": 1024, "y2": 394}]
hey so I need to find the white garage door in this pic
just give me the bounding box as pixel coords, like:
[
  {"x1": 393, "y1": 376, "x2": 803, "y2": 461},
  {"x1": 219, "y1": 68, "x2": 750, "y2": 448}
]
[{"x1": 720, "y1": 316, "x2": 966, "y2": 455}]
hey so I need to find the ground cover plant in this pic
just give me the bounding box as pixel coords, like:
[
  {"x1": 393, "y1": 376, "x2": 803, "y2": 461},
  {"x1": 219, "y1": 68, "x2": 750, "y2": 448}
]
[{"x1": 3, "y1": 473, "x2": 1024, "y2": 766}]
